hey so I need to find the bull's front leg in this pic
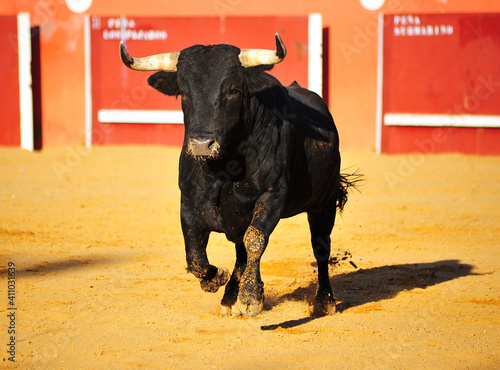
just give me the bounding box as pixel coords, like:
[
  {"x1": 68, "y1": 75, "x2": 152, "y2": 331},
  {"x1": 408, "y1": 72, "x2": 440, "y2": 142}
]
[
  {"x1": 234, "y1": 225, "x2": 268, "y2": 316},
  {"x1": 233, "y1": 192, "x2": 284, "y2": 317},
  {"x1": 181, "y1": 205, "x2": 229, "y2": 293}
]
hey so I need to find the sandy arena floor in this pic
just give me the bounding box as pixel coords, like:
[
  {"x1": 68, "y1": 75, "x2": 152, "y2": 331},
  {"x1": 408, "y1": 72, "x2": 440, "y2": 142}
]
[{"x1": 1, "y1": 146, "x2": 499, "y2": 369}]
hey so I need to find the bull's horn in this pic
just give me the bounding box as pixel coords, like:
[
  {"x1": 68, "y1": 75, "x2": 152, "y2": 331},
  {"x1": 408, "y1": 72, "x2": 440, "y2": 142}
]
[
  {"x1": 120, "y1": 41, "x2": 179, "y2": 71},
  {"x1": 238, "y1": 33, "x2": 287, "y2": 68}
]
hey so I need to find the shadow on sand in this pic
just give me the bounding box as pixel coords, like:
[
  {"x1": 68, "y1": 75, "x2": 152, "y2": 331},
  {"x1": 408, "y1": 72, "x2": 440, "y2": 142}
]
[
  {"x1": 0, "y1": 256, "x2": 117, "y2": 277},
  {"x1": 261, "y1": 259, "x2": 476, "y2": 331}
]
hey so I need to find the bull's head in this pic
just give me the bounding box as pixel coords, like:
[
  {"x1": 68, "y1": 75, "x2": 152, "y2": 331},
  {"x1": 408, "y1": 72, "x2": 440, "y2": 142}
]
[{"x1": 120, "y1": 34, "x2": 286, "y2": 159}]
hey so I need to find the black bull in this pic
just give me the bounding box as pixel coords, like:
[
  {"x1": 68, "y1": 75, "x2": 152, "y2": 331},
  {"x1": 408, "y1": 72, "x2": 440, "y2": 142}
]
[{"x1": 120, "y1": 34, "x2": 358, "y2": 317}]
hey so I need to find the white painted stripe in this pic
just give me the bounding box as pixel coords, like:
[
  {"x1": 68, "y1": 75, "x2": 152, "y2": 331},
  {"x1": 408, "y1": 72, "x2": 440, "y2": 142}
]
[
  {"x1": 98, "y1": 109, "x2": 184, "y2": 124},
  {"x1": 375, "y1": 12, "x2": 384, "y2": 155},
  {"x1": 308, "y1": 13, "x2": 323, "y2": 97},
  {"x1": 18, "y1": 13, "x2": 34, "y2": 152},
  {"x1": 384, "y1": 113, "x2": 500, "y2": 128},
  {"x1": 84, "y1": 15, "x2": 92, "y2": 148}
]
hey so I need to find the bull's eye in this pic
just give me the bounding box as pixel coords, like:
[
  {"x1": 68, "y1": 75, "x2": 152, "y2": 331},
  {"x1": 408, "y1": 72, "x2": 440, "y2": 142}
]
[{"x1": 228, "y1": 88, "x2": 241, "y2": 98}]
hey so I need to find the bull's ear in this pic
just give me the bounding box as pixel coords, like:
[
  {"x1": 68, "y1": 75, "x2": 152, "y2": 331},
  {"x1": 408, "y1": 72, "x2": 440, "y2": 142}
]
[{"x1": 148, "y1": 71, "x2": 180, "y2": 96}]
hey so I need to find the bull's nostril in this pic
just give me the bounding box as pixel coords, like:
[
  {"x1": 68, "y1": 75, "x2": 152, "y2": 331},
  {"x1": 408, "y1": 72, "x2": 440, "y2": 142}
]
[{"x1": 187, "y1": 138, "x2": 220, "y2": 158}]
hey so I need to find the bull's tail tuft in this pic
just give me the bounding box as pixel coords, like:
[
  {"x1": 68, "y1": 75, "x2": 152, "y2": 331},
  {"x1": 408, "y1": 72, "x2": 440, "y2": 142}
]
[{"x1": 337, "y1": 169, "x2": 363, "y2": 214}]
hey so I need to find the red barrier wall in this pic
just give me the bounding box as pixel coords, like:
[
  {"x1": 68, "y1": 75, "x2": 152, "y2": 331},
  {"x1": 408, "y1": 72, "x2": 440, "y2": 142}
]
[
  {"x1": 380, "y1": 13, "x2": 500, "y2": 154},
  {"x1": 0, "y1": 16, "x2": 21, "y2": 146},
  {"x1": 1, "y1": 1, "x2": 500, "y2": 152}
]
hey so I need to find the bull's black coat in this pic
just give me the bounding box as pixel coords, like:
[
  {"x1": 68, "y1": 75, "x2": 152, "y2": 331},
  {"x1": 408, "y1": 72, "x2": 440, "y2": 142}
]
[{"x1": 134, "y1": 37, "x2": 354, "y2": 316}]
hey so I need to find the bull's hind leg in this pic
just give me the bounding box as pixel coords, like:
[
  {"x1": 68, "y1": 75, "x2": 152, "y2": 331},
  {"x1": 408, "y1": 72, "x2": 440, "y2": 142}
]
[
  {"x1": 220, "y1": 242, "x2": 247, "y2": 316},
  {"x1": 308, "y1": 208, "x2": 337, "y2": 316}
]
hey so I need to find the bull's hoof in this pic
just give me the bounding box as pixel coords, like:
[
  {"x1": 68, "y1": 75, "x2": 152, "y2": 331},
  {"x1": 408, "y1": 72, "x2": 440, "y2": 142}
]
[
  {"x1": 221, "y1": 295, "x2": 264, "y2": 317},
  {"x1": 220, "y1": 305, "x2": 231, "y2": 316},
  {"x1": 309, "y1": 295, "x2": 337, "y2": 317},
  {"x1": 235, "y1": 295, "x2": 264, "y2": 317},
  {"x1": 200, "y1": 267, "x2": 229, "y2": 293},
  {"x1": 220, "y1": 304, "x2": 243, "y2": 317}
]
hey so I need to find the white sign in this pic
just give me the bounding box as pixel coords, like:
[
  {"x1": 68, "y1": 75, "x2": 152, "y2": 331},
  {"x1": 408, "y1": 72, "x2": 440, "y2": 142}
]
[
  {"x1": 360, "y1": 0, "x2": 385, "y2": 11},
  {"x1": 66, "y1": 0, "x2": 92, "y2": 14},
  {"x1": 91, "y1": 17, "x2": 168, "y2": 41},
  {"x1": 393, "y1": 15, "x2": 454, "y2": 37}
]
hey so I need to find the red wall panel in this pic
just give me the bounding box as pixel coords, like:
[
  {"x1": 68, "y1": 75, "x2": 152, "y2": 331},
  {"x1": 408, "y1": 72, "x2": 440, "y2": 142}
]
[
  {"x1": 381, "y1": 13, "x2": 500, "y2": 154},
  {"x1": 0, "y1": 16, "x2": 20, "y2": 146}
]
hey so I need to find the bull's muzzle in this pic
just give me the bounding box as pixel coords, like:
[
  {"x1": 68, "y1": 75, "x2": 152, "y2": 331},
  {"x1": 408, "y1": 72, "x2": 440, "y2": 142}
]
[{"x1": 187, "y1": 138, "x2": 221, "y2": 159}]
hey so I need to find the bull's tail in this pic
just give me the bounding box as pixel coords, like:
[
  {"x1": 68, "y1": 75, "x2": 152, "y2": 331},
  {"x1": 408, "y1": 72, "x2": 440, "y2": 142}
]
[{"x1": 337, "y1": 169, "x2": 363, "y2": 214}]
